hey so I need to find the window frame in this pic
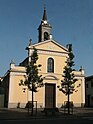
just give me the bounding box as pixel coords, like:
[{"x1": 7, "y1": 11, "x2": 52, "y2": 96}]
[{"x1": 47, "y1": 57, "x2": 54, "y2": 73}]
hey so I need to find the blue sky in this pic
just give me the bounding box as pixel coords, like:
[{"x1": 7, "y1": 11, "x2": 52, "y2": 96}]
[{"x1": 0, "y1": 0, "x2": 93, "y2": 76}]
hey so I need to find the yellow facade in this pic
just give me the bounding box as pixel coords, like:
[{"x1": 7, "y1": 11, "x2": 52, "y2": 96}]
[{"x1": 5, "y1": 40, "x2": 85, "y2": 108}]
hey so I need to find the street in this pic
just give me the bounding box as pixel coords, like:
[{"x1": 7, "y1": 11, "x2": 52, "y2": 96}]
[
  {"x1": 0, "y1": 117, "x2": 93, "y2": 124},
  {"x1": 1, "y1": 108, "x2": 93, "y2": 124}
]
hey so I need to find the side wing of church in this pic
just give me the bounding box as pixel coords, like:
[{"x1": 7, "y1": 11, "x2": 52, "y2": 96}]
[{"x1": 2, "y1": 8, "x2": 85, "y2": 108}]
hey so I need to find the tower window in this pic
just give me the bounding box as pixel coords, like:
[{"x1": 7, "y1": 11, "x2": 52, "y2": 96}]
[
  {"x1": 47, "y1": 58, "x2": 54, "y2": 73},
  {"x1": 44, "y1": 32, "x2": 49, "y2": 41}
]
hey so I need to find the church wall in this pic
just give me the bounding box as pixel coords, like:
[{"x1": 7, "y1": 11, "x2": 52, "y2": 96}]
[
  {"x1": 56, "y1": 87, "x2": 67, "y2": 108},
  {"x1": 33, "y1": 77, "x2": 85, "y2": 108},
  {"x1": 71, "y1": 79, "x2": 83, "y2": 107},
  {"x1": 7, "y1": 53, "x2": 85, "y2": 108},
  {"x1": 34, "y1": 87, "x2": 44, "y2": 108},
  {"x1": 37, "y1": 52, "x2": 67, "y2": 74},
  {"x1": 33, "y1": 51, "x2": 85, "y2": 108},
  {"x1": 8, "y1": 70, "x2": 28, "y2": 108},
  {"x1": 13, "y1": 75, "x2": 27, "y2": 107}
]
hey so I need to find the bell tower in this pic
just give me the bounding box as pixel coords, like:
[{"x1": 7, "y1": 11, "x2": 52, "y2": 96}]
[{"x1": 38, "y1": 7, "x2": 52, "y2": 42}]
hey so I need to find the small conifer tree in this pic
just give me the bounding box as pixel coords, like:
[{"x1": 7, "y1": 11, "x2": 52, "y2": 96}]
[
  {"x1": 59, "y1": 44, "x2": 77, "y2": 114},
  {"x1": 19, "y1": 47, "x2": 43, "y2": 116}
]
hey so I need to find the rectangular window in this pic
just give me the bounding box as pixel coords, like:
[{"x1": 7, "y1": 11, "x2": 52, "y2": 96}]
[{"x1": 91, "y1": 79, "x2": 93, "y2": 87}]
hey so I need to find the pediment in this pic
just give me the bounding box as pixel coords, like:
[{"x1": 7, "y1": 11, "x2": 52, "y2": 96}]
[{"x1": 32, "y1": 40, "x2": 68, "y2": 53}]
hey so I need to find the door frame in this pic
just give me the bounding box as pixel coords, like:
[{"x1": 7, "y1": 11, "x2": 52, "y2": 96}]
[{"x1": 45, "y1": 83, "x2": 56, "y2": 108}]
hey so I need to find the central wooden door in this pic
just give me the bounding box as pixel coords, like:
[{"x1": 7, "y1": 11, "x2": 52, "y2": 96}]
[{"x1": 45, "y1": 83, "x2": 56, "y2": 108}]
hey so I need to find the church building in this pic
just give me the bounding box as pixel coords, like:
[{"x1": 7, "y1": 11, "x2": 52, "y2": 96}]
[{"x1": 2, "y1": 8, "x2": 85, "y2": 108}]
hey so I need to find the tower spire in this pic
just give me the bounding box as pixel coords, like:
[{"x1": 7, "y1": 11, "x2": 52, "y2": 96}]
[
  {"x1": 38, "y1": 7, "x2": 52, "y2": 42},
  {"x1": 42, "y1": 6, "x2": 47, "y2": 21}
]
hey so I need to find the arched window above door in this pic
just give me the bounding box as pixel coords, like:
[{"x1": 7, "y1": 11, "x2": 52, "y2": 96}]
[{"x1": 47, "y1": 58, "x2": 54, "y2": 73}]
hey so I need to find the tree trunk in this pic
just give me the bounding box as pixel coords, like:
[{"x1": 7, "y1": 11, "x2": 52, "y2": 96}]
[
  {"x1": 67, "y1": 87, "x2": 70, "y2": 114},
  {"x1": 31, "y1": 83, "x2": 34, "y2": 116}
]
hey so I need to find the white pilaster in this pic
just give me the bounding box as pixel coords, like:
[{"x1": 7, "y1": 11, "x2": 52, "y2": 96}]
[
  {"x1": 81, "y1": 76, "x2": 85, "y2": 106},
  {"x1": 8, "y1": 72, "x2": 14, "y2": 103}
]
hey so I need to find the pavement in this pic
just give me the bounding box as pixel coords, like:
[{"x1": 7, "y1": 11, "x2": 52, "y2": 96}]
[
  {"x1": 0, "y1": 107, "x2": 93, "y2": 120},
  {"x1": 0, "y1": 108, "x2": 63, "y2": 120}
]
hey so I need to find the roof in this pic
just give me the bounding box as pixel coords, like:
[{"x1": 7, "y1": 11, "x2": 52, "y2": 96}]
[{"x1": 85, "y1": 75, "x2": 93, "y2": 81}]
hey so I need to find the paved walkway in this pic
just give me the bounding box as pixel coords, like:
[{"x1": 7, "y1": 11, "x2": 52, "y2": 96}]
[{"x1": 0, "y1": 107, "x2": 93, "y2": 120}]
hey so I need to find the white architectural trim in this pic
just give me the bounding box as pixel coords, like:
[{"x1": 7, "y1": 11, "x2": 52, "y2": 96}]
[
  {"x1": 81, "y1": 77, "x2": 85, "y2": 106},
  {"x1": 56, "y1": 83, "x2": 58, "y2": 107},
  {"x1": 9, "y1": 71, "x2": 26, "y2": 76},
  {"x1": 8, "y1": 72, "x2": 14, "y2": 103},
  {"x1": 43, "y1": 84, "x2": 45, "y2": 108},
  {"x1": 74, "y1": 74, "x2": 85, "y2": 106},
  {"x1": 38, "y1": 50, "x2": 67, "y2": 57}
]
